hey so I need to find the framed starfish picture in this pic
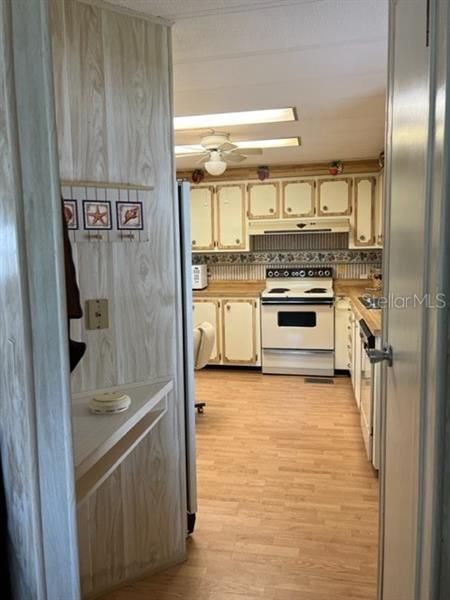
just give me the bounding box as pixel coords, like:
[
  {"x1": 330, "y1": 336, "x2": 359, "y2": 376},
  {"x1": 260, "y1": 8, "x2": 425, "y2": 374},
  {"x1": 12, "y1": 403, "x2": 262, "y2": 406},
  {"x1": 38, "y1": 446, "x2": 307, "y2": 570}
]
[
  {"x1": 116, "y1": 201, "x2": 144, "y2": 230},
  {"x1": 82, "y1": 200, "x2": 112, "y2": 230},
  {"x1": 63, "y1": 200, "x2": 78, "y2": 230}
]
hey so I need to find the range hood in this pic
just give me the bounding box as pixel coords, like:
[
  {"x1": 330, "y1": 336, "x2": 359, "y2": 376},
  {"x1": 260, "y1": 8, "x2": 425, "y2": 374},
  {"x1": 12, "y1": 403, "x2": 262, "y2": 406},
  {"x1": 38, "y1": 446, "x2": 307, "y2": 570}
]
[{"x1": 248, "y1": 218, "x2": 350, "y2": 235}]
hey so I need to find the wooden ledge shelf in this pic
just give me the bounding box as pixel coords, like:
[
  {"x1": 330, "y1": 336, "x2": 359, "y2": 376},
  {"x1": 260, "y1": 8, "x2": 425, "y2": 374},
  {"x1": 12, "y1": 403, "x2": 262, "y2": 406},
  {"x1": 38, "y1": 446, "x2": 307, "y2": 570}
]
[{"x1": 72, "y1": 379, "x2": 173, "y2": 505}]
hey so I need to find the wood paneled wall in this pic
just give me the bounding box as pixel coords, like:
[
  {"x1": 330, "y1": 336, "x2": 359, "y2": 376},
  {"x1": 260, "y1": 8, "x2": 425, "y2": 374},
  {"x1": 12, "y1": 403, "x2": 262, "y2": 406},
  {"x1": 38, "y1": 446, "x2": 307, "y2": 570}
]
[
  {"x1": 50, "y1": 0, "x2": 186, "y2": 596},
  {"x1": 51, "y1": 0, "x2": 177, "y2": 393}
]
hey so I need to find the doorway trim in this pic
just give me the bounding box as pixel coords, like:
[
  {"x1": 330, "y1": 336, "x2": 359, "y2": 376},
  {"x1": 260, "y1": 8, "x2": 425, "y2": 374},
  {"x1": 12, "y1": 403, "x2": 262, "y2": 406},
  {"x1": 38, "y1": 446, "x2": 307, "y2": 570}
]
[
  {"x1": 378, "y1": 1, "x2": 450, "y2": 599},
  {"x1": 1, "y1": 0, "x2": 80, "y2": 597}
]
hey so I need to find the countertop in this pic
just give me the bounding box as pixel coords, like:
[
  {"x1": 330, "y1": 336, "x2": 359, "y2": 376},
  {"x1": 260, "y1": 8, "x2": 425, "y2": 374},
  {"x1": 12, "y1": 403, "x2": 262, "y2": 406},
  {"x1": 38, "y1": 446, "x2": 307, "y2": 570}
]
[
  {"x1": 335, "y1": 280, "x2": 382, "y2": 335},
  {"x1": 192, "y1": 278, "x2": 382, "y2": 335},
  {"x1": 193, "y1": 280, "x2": 266, "y2": 298}
]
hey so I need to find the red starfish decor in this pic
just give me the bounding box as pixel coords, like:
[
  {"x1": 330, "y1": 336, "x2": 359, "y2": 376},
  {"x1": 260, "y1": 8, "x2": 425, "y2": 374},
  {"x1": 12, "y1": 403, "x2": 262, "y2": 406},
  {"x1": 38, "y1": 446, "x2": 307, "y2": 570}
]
[{"x1": 88, "y1": 206, "x2": 108, "y2": 225}]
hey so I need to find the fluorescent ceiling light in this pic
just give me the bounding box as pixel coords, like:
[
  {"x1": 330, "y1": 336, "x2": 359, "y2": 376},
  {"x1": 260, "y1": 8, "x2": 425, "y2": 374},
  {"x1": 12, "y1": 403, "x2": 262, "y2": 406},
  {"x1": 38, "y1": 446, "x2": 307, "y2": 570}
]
[
  {"x1": 174, "y1": 108, "x2": 296, "y2": 130},
  {"x1": 236, "y1": 137, "x2": 300, "y2": 149},
  {"x1": 175, "y1": 137, "x2": 300, "y2": 156}
]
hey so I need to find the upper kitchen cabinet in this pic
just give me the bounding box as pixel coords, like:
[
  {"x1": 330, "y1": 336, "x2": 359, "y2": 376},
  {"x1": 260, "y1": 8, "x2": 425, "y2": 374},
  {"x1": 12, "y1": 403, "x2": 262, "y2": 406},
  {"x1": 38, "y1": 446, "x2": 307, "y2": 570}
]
[
  {"x1": 216, "y1": 184, "x2": 246, "y2": 250},
  {"x1": 191, "y1": 184, "x2": 248, "y2": 252},
  {"x1": 376, "y1": 170, "x2": 384, "y2": 246},
  {"x1": 351, "y1": 176, "x2": 376, "y2": 247},
  {"x1": 247, "y1": 182, "x2": 280, "y2": 219},
  {"x1": 317, "y1": 178, "x2": 352, "y2": 216},
  {"x1": 191, "y1": 186, "x2": 215, "y2": 251},
  {"x1": 282, "y1": 179, "x2": 316, "y2": 218}
]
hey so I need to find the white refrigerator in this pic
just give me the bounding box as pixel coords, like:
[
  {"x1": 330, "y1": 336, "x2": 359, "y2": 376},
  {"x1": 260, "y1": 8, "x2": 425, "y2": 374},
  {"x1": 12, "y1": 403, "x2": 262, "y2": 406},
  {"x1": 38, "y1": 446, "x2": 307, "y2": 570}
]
[{"x1": 177, "y1": 181, "x2": 198, "y2": 534}]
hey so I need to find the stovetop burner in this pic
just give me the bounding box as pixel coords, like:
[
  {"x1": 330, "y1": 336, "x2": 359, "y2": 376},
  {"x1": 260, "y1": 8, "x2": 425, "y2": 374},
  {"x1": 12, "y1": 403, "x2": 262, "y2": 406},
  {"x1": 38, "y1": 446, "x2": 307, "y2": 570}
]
[
  {"x1": 305, "y1": 288, "x2": 327, "y2": 294},
  {"x1": 268, "y1": 288, "x2": 290, "y2": 294}
]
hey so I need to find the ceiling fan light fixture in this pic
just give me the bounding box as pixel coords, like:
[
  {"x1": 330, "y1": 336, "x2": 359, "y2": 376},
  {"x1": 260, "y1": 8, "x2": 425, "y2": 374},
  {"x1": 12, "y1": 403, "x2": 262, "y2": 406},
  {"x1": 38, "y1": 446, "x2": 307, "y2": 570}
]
[{"x1": 204, "y1": 159, "x2": 227, "y2": 176}]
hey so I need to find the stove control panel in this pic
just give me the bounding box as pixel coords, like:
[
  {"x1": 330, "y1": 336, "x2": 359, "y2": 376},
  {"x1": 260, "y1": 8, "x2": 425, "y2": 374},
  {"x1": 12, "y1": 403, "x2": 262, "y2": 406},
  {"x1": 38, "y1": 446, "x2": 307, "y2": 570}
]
[{"x1": 266, "y1": 267, "x2": 333, "y2": 279}]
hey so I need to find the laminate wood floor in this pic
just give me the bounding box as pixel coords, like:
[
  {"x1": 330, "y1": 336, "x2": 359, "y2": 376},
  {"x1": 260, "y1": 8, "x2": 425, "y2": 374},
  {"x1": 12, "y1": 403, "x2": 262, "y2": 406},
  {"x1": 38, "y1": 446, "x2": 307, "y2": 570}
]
[{"x1": 105, "y1": 370, "x2": 379, "y2": 600}]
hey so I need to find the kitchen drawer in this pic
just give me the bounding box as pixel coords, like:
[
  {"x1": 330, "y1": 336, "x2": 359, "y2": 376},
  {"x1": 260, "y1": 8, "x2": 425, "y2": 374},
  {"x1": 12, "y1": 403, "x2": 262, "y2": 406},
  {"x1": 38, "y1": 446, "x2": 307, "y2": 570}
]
[{"x1": 262, "y1": 349, "x2": 334, "y2": 376}]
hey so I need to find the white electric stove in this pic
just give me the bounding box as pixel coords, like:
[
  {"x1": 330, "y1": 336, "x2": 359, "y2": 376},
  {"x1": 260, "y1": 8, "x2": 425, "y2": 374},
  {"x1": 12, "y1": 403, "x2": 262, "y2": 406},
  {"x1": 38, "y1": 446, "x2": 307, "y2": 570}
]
[{"x1": 261, "y1": 268, "x2": 335, "y2": 376}]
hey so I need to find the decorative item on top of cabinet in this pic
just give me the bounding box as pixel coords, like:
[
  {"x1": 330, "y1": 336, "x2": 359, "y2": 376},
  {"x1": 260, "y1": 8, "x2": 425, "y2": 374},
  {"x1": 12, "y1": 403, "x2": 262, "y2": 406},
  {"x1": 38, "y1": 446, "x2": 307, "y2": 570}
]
[
  {"x1": 192, "y1": 298, "x2": 221, "y2": 362},
  {"x1": 216, "y1": 184, "x2": 246, "y2": 250},
  {"x1": 191, "y1": 186, "x2": 215, "y2": 251},
  {"x1": 352, "y1": 176, "x2": 376, "y2": 247},
  {"x1": 317, "y1": 177, "x2": 352, "y2": 216},
  {"x1": 282, "y1": 179, "x2": 316, "y2": 218},
  {"x1": 257, "y1": 165, "x2": 270, "y2": 181},
  {"x1": 247, "y1": 181, "x2": 280, "y2": 219},
  {"x1": 191, "y1": 169, "x2": 205, "y2": 184},
  {"x1": 222, "y1": 299, "x2": 258, "y2": 364},
  {"x1": 328, "y1": 160, "x2": 344, "y2": 176}
]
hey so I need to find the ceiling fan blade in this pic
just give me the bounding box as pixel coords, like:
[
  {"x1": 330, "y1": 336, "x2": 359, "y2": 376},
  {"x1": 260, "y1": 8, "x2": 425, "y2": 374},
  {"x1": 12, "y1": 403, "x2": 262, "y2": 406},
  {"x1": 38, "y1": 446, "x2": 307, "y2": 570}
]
[
  {"x1": 195, "y1": 154, "x2": 210, "y2": 164},
  {"x1": 218, "y1": 141, "x2": 237, "y2": 152},
  {"x1": 225, "y1": 153, "x2": 246, "y2": 163},
  {"x1": 176, "y1": 151, "x2": 208, "y2": 159},
  {"x1": 235, "y1": 147, "x2": 263, "y2": 155}
]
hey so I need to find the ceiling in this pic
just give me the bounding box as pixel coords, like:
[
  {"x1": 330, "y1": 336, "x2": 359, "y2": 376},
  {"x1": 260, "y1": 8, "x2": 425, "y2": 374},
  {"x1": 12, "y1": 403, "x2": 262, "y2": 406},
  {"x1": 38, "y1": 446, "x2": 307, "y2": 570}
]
[{"x1": 107, "y1": 0, "x2": 389, "y2": 169}]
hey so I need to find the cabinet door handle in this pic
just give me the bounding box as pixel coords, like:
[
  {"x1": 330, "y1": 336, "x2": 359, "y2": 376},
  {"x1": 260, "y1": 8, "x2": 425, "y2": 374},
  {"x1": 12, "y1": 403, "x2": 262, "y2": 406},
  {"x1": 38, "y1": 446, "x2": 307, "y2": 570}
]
[
  {"x1": 269, "y1": 207, "x2": 275, "y2": 213},
  {"x1": 192, "y1": 240, "x2": 196, "y2": 245},
  {"x1": 359, "y1": 235, "x2": 366, "y2": 241},
  {"x1": 226, "y1": 305, "x2": 231, "y2": 311},
  {"x1": 287, "y1": 207, "x2": 292, "y2": 212},
  {"x1": 323, "y1": 205, "x2": 328, "y2": 211},
  {"x1": 235, "y1": 239, "x2": 240, "y2": 244}
]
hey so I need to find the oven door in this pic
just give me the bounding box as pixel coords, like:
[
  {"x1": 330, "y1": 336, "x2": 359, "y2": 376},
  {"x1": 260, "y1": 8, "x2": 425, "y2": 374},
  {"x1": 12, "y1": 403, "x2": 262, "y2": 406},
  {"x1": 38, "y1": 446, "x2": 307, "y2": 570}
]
[{"x1": 261, "y1": 302, "x2": 334, "y2": 350}]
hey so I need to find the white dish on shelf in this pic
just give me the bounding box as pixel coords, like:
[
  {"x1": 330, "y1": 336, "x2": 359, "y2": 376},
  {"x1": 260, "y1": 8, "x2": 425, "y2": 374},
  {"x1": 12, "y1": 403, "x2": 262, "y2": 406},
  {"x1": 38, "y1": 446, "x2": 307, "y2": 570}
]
[{"x1": 89, "y1": 392, "x2": 131, "y2": 415}]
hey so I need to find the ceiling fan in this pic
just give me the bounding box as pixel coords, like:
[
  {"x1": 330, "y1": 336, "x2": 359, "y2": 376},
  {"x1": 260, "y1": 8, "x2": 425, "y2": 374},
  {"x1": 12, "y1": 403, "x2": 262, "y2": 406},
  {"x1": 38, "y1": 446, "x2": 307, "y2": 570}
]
[{"x1": 187, "y1": 132, "x2": 263, "y2": 175}]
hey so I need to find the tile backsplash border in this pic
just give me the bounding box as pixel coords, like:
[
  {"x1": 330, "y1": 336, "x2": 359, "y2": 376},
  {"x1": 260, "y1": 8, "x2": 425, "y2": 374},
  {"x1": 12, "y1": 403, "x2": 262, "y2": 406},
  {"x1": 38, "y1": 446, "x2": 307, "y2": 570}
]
[{"x1": 192, "y1": 249, "x2": 382, "y2": 265}]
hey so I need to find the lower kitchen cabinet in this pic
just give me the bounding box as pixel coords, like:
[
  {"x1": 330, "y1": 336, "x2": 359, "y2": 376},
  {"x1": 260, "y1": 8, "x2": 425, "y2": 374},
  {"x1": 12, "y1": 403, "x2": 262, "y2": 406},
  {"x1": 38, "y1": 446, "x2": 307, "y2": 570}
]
[
  {"x1": 372, "y1": 338, "x2": 382, "y2": 470},
  {"x1": 193, "y1": 296, "x2": 261, "y2": 366},
  {"x1": 352, "y1": 316, "x2": 363, "y2": 409},
  {"x1": 223, "y1": 299, "x2": 259, "y2": 364},
  {"x1": 192, "y1": 298, "x2": 221, "y2": 363},
  {"x1": 336, "y1": 296, "x2": 381, "y2": 469},
  {"x1": 334, "y1": 296, "x2": 352, "y2": 370}
]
